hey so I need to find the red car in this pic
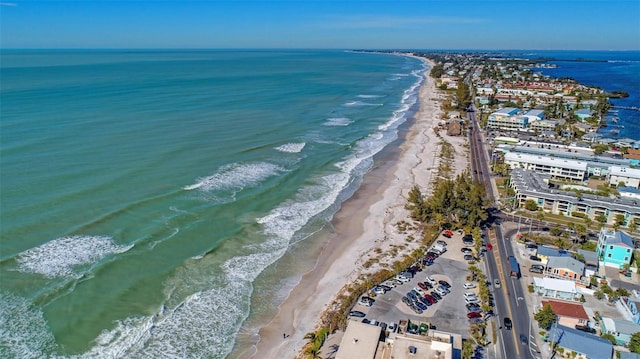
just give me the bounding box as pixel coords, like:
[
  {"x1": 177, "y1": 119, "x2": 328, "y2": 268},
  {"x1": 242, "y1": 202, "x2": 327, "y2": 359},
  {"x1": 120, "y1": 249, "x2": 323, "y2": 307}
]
[
  {"x1": 486, "y1": 243, "x2": 493, "y2": 250},
  {"x1": 467, "y1": 311, "x2": 482, "y2": 319},
  {"x1": 423, "y1": 294, "x2": 437, "y2": 304},
  {"x1": 443, "y1": 230, "x2": 454, "y2": 237}
]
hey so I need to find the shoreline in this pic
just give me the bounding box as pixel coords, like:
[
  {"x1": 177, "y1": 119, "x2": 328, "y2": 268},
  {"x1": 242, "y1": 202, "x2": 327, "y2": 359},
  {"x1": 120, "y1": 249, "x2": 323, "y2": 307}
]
[{"x1": 249, "y1": 56, "x2": 468, "y2": 358}]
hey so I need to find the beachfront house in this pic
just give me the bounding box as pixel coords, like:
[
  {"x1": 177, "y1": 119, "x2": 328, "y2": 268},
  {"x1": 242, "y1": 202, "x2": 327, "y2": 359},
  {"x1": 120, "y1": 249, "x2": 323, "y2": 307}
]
[
  {"x1": 547, "y1": 325, "x2": 613, "y2": 359},
  {"x1": 336, "y1": 320, "x2": 381, "y2": 359},
  {"x1": 541, "y1": 300, "x2": 590, "y2": 329},
  {"x1": 596, "y1": 228, "x2": 635, "y2": 269},
  {"x1": 599, "y1": 317, "x2": 640, "y2": 346}
]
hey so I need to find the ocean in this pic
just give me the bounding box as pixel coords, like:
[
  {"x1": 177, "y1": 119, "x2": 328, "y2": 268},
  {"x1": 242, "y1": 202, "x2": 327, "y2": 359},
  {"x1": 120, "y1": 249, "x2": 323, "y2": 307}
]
[
  {"x1": 0, "y1": 50, "x2": 425, "y2": 358},
  {"x1": 516, "y1": 50, "x2": 640, "y2": 140}
]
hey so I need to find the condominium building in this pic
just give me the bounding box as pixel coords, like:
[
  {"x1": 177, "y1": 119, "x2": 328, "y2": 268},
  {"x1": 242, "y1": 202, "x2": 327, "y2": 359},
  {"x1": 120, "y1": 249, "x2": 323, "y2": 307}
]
[{"x1": 505, "y1": 152, "x2": 587, "y2": 181}]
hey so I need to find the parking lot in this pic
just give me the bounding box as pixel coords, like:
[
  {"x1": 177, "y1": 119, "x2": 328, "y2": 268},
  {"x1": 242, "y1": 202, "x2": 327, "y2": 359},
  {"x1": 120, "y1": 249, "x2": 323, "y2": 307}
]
[{"x1": 349, "y1": 231, "x2": 481, "y2": 337}]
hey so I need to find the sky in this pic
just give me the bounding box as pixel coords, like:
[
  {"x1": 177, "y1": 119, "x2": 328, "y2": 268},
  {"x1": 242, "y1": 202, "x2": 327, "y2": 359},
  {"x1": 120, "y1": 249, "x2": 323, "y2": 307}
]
[{"x1": 1, "y1": 1, "x2": 639, "y2": 50}]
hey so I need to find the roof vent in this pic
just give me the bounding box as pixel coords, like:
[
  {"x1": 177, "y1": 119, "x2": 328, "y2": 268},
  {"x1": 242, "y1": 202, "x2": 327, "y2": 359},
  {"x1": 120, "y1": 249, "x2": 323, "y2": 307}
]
[
  {"x1": 353, "y1": 338, "x2": 358, "y2": 344},
  {"x1": 409, "y1": 346, "x2": 417, "y2": 355}
]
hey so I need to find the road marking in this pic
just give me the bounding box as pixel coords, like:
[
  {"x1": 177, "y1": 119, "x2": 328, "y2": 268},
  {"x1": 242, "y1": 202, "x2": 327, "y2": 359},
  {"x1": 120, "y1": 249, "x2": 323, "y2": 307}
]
[{"x1": 493, "y1": 239, "x2": 520, "y2": 357}]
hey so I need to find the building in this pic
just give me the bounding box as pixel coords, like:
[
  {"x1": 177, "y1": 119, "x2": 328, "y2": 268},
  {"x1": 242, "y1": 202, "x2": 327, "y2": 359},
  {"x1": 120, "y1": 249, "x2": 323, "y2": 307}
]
[
  {"x1": 529, "y1": 119, "x2": 559, "y2": 132},
  {"x1": 577, "y1": 249, "x2": 599, "y2": 276},
  {"x1": 618, "y1": 294, "x2": 640, "y2": 325},
  {"x1": 336, "y1": 320, "x2": 382, "y2": 359},
  {"x1": 545, "y1": 256, "x2": 589, "y2": 287},
  {"x1": 536, "y1": 246, "x2": 572, "y2": 264},
  {"x1": 509, "y1": 169, "x2": 640, "y2": 227},
  {"x1": 547, "y1": 325, "x2": 613, "y2": 359},
  {"x1": 599, "y1": 317, "x2": 640, "y2": 346},
  {"x1": 505, "y1": 152, "x2": 587, "y2": 181},
  {"x1": 576, "y1": 108, "x2": 595, "y2": 121},
  {"x1": 387, "y1": 332, "x2": 453, "y2": 359},
  {"x1": 533, "y1": 277, "x2": 580, "y2": 301},
  {"x1": 487, "y1": 107, "x2": 527, "y2": 131},
  {"x1": 596, "y1": 228, "x2": 635, "y2": 269},
  {"x1": 541, "y1": 300, "x2": 590, "y2": 329},
  {"x1": 609, "y1": 166, "x2": 640, "y2": 189}
]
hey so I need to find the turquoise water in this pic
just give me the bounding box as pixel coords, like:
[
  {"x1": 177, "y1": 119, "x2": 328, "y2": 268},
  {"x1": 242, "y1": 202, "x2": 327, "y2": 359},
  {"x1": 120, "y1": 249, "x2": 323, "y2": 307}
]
[{"x1": 0, "y1": 50, "x2": 425, "y2": 358}]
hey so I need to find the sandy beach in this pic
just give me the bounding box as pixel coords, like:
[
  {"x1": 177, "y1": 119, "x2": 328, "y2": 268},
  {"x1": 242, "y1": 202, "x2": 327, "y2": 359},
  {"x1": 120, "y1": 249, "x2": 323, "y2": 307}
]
[{"x1": 250, "y1": 56, "x2": 469, "y2": 359}]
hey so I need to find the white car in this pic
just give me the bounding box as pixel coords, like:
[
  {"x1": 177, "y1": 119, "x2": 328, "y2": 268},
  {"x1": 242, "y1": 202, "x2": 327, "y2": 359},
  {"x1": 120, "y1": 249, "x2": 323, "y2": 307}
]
[
  {"x1": 426, "y1": 276, "x2": 437, "y2": 285},
  {"x1": 463, "y1": 282, "x2": 476, "y2": 289},
  {"x1": 465, "y1": 297, "x2": 480, "y2": 304},
  {"x1": 414, "y1": 287, "x2": 426, "y2": 295},
  {"x1": 396, "y1": 275, "x2": 411, "y2": 283},
  {"x1": 372, "y1": 286, "x2": 387, "y2": 294},
  {"x1": 358, "y1": 296, "x2": 374, "y2": 307},
  {"x1": 382, "y1": 281, "x2": 397, "y2": 288},
  {"x1": 463, "y1": 292, "x2": 478, "y2": 300}
]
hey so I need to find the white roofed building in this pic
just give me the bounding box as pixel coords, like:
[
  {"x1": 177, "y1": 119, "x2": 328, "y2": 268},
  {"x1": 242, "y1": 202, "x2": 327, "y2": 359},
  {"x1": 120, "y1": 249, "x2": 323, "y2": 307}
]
[
  {"x1": 505, "y1": 152, "x2": 587, "y2": 181},
  {"x1": 533, "y1": 277, "x2": 580, "y2": 301},
  {"x1": 608, "y1": 166, "x2": 640, "y2": 189}
]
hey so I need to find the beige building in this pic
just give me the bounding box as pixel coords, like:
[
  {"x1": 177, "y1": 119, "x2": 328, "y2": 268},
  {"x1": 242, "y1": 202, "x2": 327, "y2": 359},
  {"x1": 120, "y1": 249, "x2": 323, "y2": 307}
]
[{"x1": 336, "y1": 320, "x2": 382, "y2": 359}]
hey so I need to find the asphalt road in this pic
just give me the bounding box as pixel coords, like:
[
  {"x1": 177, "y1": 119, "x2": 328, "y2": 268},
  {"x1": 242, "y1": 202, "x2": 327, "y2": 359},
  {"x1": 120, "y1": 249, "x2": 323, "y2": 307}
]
[{"x1": 467, "y1": 107, "x2": 539, "y2": 359}]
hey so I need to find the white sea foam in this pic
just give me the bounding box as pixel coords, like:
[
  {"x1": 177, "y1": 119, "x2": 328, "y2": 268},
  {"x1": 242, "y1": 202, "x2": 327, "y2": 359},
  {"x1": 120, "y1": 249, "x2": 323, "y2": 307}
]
[
  {"x1": 15, "y1": 235, "x2": 133, "y2": 278},
  {"x1": 356, "y1": 94, "x2": 384, "y2": 99},
  {"x1": 0, "y1": 293, "x2": 57, "y2": 358},
  {"x1": 343, "y1": 100, "x2": 381, "y2": 107},
  {"x1": 323, "y1": 117, "x2": 353, "y2": 126},
  {"x1": 274, "y1": 142, "x2": 306, "y2": 153},
  {"x1": 183, "y1": 162, "x2": 283, "y2": 192}
]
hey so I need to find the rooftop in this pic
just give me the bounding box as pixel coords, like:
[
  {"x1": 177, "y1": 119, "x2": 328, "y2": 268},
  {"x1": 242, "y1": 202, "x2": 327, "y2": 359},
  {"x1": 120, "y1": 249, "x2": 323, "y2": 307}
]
[
  {"x1": 505, "y1": 152, "x2": 588, "y2": 171},
  {"x1": 336, "y1": 320, "x2": 381, "y2": 359},
  {"x1": 541, "y1": 300, "x2": 589, "y2": 320},
  {"x1": 537, "y1": 246, "x2": 571, "y2": 258},
  {"x1": 601, "y1": 317, "x2": 640, "y2": 336},
  {"x1": 548, "y1": 325, "x2": 613, "y2": 359},
  {"x1": 534, "y1": 277, "x2": 578, "y2": 294},
  {"x1": 546, "y1": 256, "x2": 585, "y2": 275}
]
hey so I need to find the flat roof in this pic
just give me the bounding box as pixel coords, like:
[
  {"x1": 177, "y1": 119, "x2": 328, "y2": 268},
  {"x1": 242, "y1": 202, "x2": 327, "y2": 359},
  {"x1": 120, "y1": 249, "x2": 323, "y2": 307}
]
[
  {"x1": 610, "y1": 166, "x2": 640, "y2": 179},
  {"x1": 534, "y1": 277, "x2": 578, "y2": 293},
  {"x1": 505, "y1": 152, "x2": 588, "y2": 171},
  {"x1": 390, "y1": 334, "x2": 453, "y2": 359},
  {"x1": 336, "y1": 320, "x2": 381, "y2": 359}
]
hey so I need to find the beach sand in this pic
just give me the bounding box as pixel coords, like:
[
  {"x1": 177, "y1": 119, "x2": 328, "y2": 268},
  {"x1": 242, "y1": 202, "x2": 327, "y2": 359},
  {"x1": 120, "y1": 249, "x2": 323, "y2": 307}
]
[{"x1": 249, "y1": 56, "x2": 469, "y2": 359}]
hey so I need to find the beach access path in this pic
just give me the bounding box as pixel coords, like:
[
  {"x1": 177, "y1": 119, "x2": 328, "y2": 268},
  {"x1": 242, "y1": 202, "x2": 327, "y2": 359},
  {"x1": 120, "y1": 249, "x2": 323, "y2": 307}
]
[{"x1": 250, "y1": 57, "x2": 470, "y2": 359}]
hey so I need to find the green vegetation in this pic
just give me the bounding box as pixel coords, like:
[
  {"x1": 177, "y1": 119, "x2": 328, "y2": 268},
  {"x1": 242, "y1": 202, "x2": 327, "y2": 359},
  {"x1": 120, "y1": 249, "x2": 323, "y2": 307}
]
[
  {"x1": 629, "y1": 332, "x2": 640, "y2": 354},
  {"x1": 534, "y1": 304, "x2": 557, "y2": 330},
  {"x1": 601, "y1": 333, "x2": 617, "y2": 345},
  {"x1": 405, "y1": 171, "x2": 487, "y2": 229}
]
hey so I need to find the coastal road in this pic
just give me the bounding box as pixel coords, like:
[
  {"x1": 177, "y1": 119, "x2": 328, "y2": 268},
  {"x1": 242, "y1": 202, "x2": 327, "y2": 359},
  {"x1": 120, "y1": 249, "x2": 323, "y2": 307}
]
[{"x1": 467, "y1": 108, "x2": 539, "y2": 359}]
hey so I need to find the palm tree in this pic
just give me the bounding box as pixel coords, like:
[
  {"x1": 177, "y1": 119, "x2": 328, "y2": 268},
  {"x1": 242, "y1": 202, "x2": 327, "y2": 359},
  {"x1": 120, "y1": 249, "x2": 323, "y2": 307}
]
[{"x1": 304, "y1": 346, "x2": 322, "y2": 359}]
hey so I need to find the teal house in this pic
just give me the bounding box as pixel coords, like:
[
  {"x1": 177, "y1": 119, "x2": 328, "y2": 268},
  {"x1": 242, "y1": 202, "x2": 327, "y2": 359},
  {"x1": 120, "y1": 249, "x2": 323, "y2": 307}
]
[{"x1": 596, "y1": 228, "x2": 635, "y2": 269}]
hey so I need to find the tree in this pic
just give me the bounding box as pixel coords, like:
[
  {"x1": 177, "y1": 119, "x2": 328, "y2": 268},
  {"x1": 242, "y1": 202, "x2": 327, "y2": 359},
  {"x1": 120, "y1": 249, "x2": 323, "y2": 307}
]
[
  {"x1": 534, "y1": 304, "x2": 557, "y2": 330},
  {"x1": 524, "y1": 199, "x2": 538, "y2": 211},
  {"x1": 629, "y1": 332, "x2": 640, "y2": 354},
  {"x1": 601, "y1": 333, "x2": 617, "y2": 345},
  {"x1": 462, "y1": 338, "x2": 476, "y2": 359}
]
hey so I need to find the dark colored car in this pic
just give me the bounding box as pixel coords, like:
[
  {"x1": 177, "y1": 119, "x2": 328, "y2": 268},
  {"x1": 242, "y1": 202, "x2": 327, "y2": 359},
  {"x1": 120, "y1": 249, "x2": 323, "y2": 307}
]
[
  {"x1": 431, "y1": 292, "x2": 442, "y2": 300},
  {"x1": 467, "y1": 305, "x2": 481, "y2": 312},
  {"x1": 467, "y1": 311, "x2": 482, "y2": 319},
  {"x1": 416, "y1": 302, "x2": 428, "y2": 311},
  {"x1": 418, "y1": 296, "x2": 432, "y2": 306},
  {"x1": 530, "y1": 264, "x2": 544, "y2": 274},
  {"x1": 519, "y1": 334, "x2": 528, "y2": 345},
  {"x1": 504, "y1": 317, "x2": 512, "y2": 330},
  {"x1": 349, "y1": 310, "x2": 366, "y2": 318},
  {"x1": 422, "y1": 281, "x2": 433, "y2": 289},
  {"x1": 575, "y1": 325, "x2": 596, "y2": 333},
  {"x1": 438, "y1": 280, "x2": 451, "y2": 288},
  {"x1": 423, "y1": 294, "x2": 437, "y2": 304},
  {"x1": 529, "y1": 255, "x2": 542, "y2": 262},
  {"x1": 402, "y1": 296, "x2": 411, "y2": 305},
  {"x1": 417, "y1": 282, "x2": 429, "y2": 291},
  {"x1": 407, "y1": 291, "x2": 418, "y2": 301}
]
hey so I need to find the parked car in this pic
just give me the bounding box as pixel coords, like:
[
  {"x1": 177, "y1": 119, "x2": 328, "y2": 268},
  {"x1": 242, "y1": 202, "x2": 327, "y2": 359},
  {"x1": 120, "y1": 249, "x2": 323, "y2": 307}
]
[
  {"x1": 469, "y1": 317, "x2": 484, "y2": 324},
  {"x1": 437, "y1": 240, "x2": 447, "y2": 246},
  {"x1": 349, "y1": 310, "x2": 366, "y2": 318},
  {"x1": 422, "y1": 281, "x2": 433, "y2": 289},
  {"x1": 388, "y1": 322, "x2": 398, "y2": 333},
  {"x1": 465, "y1": 297, "x2": 480, "y2": 304},
  {"x1": 417, "y1": 282, "x2": 429, "y2": 291},
  {"x1": 379, "y1": 285, "x2": 392, "y2": 292},
  {"x1": 530, "y1": 264, "x2": 544, "y2": 274},
  {"x1": 464, "y1": 254, "x2": 474, "y2": 261},
  {"x1": 430, "y1": 291, "x2": 442, "y2": 300},
  {"x1": 413, "y1": 287, "x2": 426, "y2": 296},
  {"x1": 438, "y1": 280, "x2": 451, "y2": 288},
  {"x1": 416, "y1": 302, "x2": 428, "y2": 311},
  {"x1": 461, "y1": 247, "x2": 473, "y2": 254},
  {"x1": 396, "y1": 275, "x2": 411, "y2": 283},
  {"x1": 575, "y1": 325, "x2": 596, "y2": 334},
  {"x1": 504, "y1": 317, "x2": 512, "y2": 330},
  {"x1": 402, "y1": 296, "x2": 411, "y2": 305},
  {"x1": 358, "y1": 296, "x2": 374, "y2": 307},
  {"x1": 529, "y1": 255, "x2": 542, "y2": 262},
  {"x1": 372, "y1": 286, "x2": 387, "y2": 294},
  {"x1": 463, "y1": 292, "x2": 478, "y2": 299},
  {"x1": 464, "y1": 282, "x2": 476, "y2": 289},
  {"x1": 466, "y1": 304, "x2": 481, "y2": 312},
  {"x1": 423, "y1": 294, "x2": 437, "y2": 304},
  {"x1": 426, "y1": 276, "x2": 437, "y2": 285},
  {"x1": 467, "y1": 311, "x2": 482, "y2": 319}
]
